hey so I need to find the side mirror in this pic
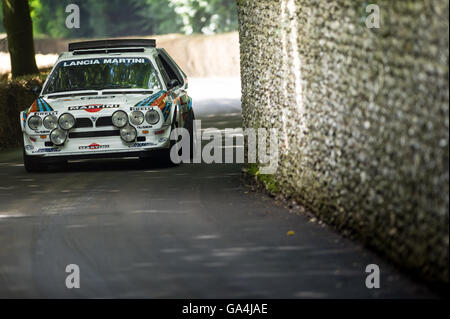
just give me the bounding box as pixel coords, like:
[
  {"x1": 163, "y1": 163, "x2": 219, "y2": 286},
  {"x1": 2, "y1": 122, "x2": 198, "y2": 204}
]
[
  {"x1": 31, "y1": 85, "x2": 42, "y2": 96},
  {"x1": 167, "y1": 79, "x2": 180, "y2": 90}
]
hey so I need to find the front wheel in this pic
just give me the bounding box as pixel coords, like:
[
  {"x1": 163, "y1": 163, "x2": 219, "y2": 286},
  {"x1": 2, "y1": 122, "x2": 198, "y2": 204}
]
[
  {"x1": 23, "y1": 149, "x2": 47, "y2": 173},
  {"x1": 186, "y1": 110, "x2": 196, "y2": 160}
]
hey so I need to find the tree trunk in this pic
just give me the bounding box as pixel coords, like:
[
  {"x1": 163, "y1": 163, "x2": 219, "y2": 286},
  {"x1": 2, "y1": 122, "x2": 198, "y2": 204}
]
[{"x1": 2, "y1": 0, "x2": 38, "y2": 78}]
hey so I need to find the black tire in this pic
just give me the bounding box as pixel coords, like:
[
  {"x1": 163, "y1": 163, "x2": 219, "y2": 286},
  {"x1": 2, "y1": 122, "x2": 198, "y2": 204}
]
[
  {"x1": 142, "y1": 148, "x2": 177, "y2": 168},
  {"x1": 188, "y1": 110, "x2": 195, "y2": 160},
  {"x1": 172, "y1": 108, "x2": 195, "y2": 161},
  {"x1": 165, "y1": 105, "x2": 180, "y2": 165},
  {"x1": 141, "y1": 106, "x2": 179, "y2": 167},
  {"x1": 52, "y1": 160, "x2": 69, "y2": 172},
  {"x1": 23, "y1": 149, "x2": 47, "y2": 173}
]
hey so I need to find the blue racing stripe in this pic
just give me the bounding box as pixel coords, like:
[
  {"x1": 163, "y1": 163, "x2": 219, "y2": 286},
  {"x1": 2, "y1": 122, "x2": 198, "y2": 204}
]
[
  {"x1": 145, "y1": 91, "x2": 165, "y2": 106},
  {"x1": 137, "y1": 97, "x2": 150, "y2": 107},
  {"x1": 42, "y1": 99, "x2": 51, "y2": 112},
  {"x1": 163, "y1": 102, "x2": 171, "y2": 120},
  {"x1": 37, "y1": 99, "x2": 44, "y2": 112},
  {"x1": 135, "y1": 90, "x2": 167, "y2": 107}
]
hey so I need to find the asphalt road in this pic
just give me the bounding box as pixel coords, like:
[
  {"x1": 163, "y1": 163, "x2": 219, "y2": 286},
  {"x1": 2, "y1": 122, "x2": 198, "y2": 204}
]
[{"x1": 0, "y1": 79, "x2": 436, "y2": 298}]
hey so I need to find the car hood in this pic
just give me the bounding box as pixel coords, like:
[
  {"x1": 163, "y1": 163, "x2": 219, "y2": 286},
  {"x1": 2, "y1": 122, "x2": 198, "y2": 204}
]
[{"x1": 42, "y1": 94, "x2": 149, "y2": 112}]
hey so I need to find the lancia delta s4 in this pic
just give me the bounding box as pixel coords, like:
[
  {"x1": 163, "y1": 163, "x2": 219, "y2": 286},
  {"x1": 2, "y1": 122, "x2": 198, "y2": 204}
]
[{"x1": 20, "y1": 39, "x2": 195, "y2": 172}]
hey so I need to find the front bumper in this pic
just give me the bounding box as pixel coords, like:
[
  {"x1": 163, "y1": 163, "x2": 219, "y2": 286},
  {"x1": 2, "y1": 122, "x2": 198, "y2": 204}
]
[
  {"x1": 23, "y1": 125, "x2": 172, "y2": 161},
  {"x1": 27, "y1": 149, "x2": 169, "y2": 163}
]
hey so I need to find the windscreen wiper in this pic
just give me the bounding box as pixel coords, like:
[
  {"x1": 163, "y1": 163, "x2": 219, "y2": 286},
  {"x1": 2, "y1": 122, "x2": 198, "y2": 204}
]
[
  {"x1": 94, "y1": 85, "x2": 133, "y2": 90},
  {"x1": 45, "y1": 87, "x2": 99, "y2": 94}
]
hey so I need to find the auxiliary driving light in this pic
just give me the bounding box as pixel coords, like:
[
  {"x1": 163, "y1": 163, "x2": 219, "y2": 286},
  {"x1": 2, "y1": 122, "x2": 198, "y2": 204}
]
[
  {"x1": 145, "y1": 110, "x2": 160, "y2": 125},
  {"x1": 120, "y1": 125, "x2": 137, "y2": 143},
  {"x1": 50, "y1": 128, "x2": 67, "y2": 146},
  {"x1": 58, "y1": 113, "x2": 76, "y2": 130},
  {"x1": 112, "y1": 111, "x2": 129, "y2": 128},
  {"x1": 129, "y1": 110, "x2": 145, "y2": 126},
  {"x1": 43, "y1": 114, "x2": 58, "y2": 130},
  {"x1": 28, "y1": 115, "x2": 42, "y2": 131}
]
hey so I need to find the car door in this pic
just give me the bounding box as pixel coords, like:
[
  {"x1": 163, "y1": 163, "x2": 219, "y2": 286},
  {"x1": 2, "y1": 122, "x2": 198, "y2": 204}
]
[{"x1": 156, "y1": 50, "x2": 192, "y2": 130}]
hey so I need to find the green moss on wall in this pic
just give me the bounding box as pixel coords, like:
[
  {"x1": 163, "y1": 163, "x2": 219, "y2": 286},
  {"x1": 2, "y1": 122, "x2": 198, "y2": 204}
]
[{"x1": 245, "y1": 163, "x2": 280, "y2": 194}]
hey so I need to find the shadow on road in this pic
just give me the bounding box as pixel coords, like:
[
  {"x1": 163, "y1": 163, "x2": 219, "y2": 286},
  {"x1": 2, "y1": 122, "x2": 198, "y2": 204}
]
[
  {"x1": 0, "y1": 79, "x2": 437, "y2": 299},
  {"x1": 62, "y1": 158, "x2": 176, "y2": 173}
]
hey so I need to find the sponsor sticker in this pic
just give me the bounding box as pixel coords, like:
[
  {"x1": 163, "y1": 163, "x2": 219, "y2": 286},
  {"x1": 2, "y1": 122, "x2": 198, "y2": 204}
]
[
  {"x1": 79, "y1": 143, "x2": 110, "y2": 150},
  {"x1": 32, "y1": 148, "x2": 61, "y2": 154},
  {"x1": 129, "y1": 142, "x2": 156, "y2": 148},
  {"x1": 62, "y1": 58, "x2": 148, "y2": 67},
  {"x1": 130, "y1": 106, "x2": 154, "y2": 111},
  {"x1": 34, "y1": 111, "x2": 58, "y2": 116},
  {"x1": 68, "y1": 104, "x2": 120, "y2": 112},
  {"x1": 81, "y1": 96, "x2": 113, "y2": 100}
]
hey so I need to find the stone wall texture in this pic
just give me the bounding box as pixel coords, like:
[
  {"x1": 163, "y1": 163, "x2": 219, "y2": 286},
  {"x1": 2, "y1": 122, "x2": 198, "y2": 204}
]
[{"x1": 236, "y1": 0, "x2": 449, "y2": 283}]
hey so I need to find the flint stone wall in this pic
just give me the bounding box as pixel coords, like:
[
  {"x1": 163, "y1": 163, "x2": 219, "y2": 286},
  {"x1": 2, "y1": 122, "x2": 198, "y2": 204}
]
[{"x1": 237, "y1": 0, "x2": 449, "y2": 283}]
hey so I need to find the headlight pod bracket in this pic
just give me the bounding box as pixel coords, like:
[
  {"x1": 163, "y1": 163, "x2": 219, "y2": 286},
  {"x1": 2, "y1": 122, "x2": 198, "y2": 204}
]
[
  {"x1": 43, "y1": 114, "x2": 58, "y2": 130},
  {"x1": 112, "y1": 110, "x2": 129, "y2": 128},
  {"x1": 50, "y1": 128, "x2": 68, "y2": 146},
  {"x1": 145, "y1": 109, "x2": 160, "y2": 125},
  {"x1": 58, "y1": 113, "x2": 76, "y2": 130},
  {"x1": 27, "y1": 115, "x2": 43, "y2": 131},
  {"x1": 120, "y1": 125, "x2": 137, "y2": 143},
  {"x1": 129, "y1": 110, "x2": 145, "y2": 126}
]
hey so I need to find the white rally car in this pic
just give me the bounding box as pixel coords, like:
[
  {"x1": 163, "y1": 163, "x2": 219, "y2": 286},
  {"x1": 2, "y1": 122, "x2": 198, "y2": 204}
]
[{"x1": 21, "y1": 39, "x2": 195, "y2": 172}]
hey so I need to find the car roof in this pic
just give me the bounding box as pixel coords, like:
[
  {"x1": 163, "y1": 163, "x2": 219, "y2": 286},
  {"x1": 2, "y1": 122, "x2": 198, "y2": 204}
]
[
  {"x1": 56, "y1": 47, "x2": 157, "y2": 62},
  {"x1": 56, "y1": 39, "x2": 159, "y2": 62},
  {"x1": 68, "y1": 39, "x2": 156, "y2": 51}
]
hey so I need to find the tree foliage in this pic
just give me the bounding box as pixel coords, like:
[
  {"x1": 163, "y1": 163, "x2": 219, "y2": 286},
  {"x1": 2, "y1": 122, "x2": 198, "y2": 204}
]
[
  {"x1": 0, "y1": 4, "x2": 3, "y2": 33},
  {"x1": 171, "y1": 0, "x2": 238, "y2": 34},
  {"x1": 0, "y1": 0, "x2": 237, "y2": 39},
  {"x1": 2, "y1": 0, "x2": 38, "y2": 77}
]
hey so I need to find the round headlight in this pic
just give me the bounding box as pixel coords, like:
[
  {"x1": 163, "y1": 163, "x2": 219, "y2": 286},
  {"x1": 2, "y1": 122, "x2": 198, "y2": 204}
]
[
  {"x1": 145, "y1": 110, "x2": 160, "y2": 125},
  {"x1": 112, "y1": 111, "x2": 128, "y2": 128},
  {"x1": 28, "y1": 115, "x2": 42, "y2": 131},
  {"x1": 50, "y1": 129, "x2": 67, "y2": 146},
  {"x1": 58, "y1": 113, "x2": 76, "y2": 130},
  {"x1": 43, "y1": 115, "x2": 58, "y2": 130},
  {"x1": 120, "y1": 125, "x2": 137, "y2": 143},
  {"x1": 129, "y1": 110, "x2": 145, "y2": 126}
]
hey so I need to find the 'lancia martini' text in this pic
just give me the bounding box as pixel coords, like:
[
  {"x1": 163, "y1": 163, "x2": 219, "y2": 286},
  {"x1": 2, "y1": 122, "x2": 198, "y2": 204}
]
[{"x1": 63, "y1": 58, "x2": 147, "y2": 67}]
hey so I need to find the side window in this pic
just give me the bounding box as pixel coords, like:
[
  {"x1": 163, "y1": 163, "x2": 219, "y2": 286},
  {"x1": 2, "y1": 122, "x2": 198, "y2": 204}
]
[
  {"x1": 158, "y1": 53, "x2": 183, "y2": 84},
  {"x1": 154, "y1": 56, "x2": 170, "y2": 87}
]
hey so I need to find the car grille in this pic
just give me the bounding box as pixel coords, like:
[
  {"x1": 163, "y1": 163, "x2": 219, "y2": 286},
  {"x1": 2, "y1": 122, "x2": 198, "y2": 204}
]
[
  {"x1": 69, "y1": 130, "x2": 120, "y2": 139},
  {"x1": 75, "y1": 118, "x2": 93, "y2": 128},
  {"x1": 73, "y1": 116, "x2": 113, "y2": 128},
  {"x1": 96, "y1": 116, "x2": 113, "y2": 127}
]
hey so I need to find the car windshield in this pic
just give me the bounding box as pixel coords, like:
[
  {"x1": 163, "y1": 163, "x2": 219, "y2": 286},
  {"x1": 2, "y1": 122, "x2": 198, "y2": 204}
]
[{"x1": 43, "y1": 57, "x2": 161, "y2": 95}]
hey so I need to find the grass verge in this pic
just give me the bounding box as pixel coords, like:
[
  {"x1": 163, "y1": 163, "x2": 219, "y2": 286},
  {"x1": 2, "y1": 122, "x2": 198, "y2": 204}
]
[{"x1": 243, "y1": 163, "x2": 280, "y2": 194}]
